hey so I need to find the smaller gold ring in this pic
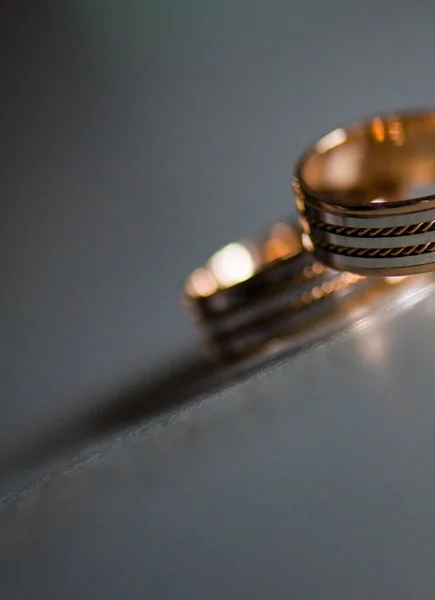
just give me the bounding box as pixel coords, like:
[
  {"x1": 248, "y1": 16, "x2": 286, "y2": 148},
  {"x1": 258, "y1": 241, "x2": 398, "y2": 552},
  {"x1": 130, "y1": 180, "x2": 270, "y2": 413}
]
[
  {"x1": 183, "y1": 220, "x2": 364, "y2": 362},
  {"x1": 294, "y1": 109, "x2": 435, "y2": 276}
]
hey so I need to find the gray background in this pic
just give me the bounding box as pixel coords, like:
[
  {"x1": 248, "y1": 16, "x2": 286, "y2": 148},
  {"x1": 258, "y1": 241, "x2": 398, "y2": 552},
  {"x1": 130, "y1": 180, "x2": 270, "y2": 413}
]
[{"x1": 2, "y1": 1, "x2": 435, "y2": 598}]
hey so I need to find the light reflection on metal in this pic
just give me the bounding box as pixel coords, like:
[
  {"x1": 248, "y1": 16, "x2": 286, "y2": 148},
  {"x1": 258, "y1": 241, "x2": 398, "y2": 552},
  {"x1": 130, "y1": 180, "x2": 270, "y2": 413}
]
[
  {"x1": 315, "y1": 127, "x2": 347, "y2": 153},
  {"x1": 388, "y1": 117, "x2": 405, "y2": 146},
  {"x1": 208, "y1": 243, "x2": 256, "y2": 287},
  {"x1": 384, "y1": 275, "x2": 408, "y2": 285},
  {"x1": 371, "y1": 116, "x2": 385, "y2": 142},
  {"x1": 293, "y1": 177, "x2": 306, "y2": 213},
  {"x1": 295, "y1": 110, "x2": 435, "y2": 276},
  {"x1": 301, "y1": 232, "x2": 314, "y2": 252},
  {"x1": 184, "y1": 219, "x2": 435, "y2": 369},
  {"x1": 265, "y1": 222, "x2": 301, "y2": 262},
  {"x1": 185, "y1": 267, "x2": 218, "y2": 298}
]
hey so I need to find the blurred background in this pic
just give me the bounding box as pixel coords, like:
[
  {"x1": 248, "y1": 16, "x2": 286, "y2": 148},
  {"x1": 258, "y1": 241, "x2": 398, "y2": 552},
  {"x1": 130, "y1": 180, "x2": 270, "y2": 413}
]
[{"x1": 4, "y1": 1, "x2": 435, "y2": 598}]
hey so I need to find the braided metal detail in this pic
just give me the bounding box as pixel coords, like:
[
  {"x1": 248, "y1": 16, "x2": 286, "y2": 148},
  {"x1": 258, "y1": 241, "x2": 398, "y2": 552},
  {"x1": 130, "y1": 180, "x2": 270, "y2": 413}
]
[
  {"x1": 307, "y1": 216, "x2": 435, "y2": 239},
  {"x1": 315, "y1": 240, "x2": 435, "y2": 259}
]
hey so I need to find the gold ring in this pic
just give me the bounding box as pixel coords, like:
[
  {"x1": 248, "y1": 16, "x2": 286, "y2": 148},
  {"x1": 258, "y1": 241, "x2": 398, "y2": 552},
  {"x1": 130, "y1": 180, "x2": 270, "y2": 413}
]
[
  {"x1": 183, "y1": 220, "x2": 365, "y2": 362},
  {"x1": 294, "y1": 110, "x2": 435, "y2": 276}
]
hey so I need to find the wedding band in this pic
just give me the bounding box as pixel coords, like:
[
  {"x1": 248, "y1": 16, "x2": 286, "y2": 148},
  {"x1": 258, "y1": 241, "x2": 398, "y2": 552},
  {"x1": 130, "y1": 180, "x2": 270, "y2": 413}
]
[
  {"x1": 294, "y1": 110, "x2": 435, "y2": 276},
  {"x1": 183, "y1": 220, "x2": 364, "y2": 361}
]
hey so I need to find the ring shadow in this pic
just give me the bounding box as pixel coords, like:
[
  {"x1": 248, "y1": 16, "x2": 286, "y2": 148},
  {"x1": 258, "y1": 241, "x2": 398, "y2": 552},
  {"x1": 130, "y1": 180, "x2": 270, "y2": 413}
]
[
  {"x1": 2, "y1": 273, "x2": 435, "y2": 504},
  {"x1": 0, "y1": 351, "x2": 227, "y2": 500}
]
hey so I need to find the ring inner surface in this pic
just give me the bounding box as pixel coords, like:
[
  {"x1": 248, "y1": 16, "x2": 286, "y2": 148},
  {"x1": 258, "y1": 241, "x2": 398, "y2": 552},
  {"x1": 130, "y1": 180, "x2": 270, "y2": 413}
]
[{"x1": 301, "y1": 113, "x2": 435, "y2": 207}]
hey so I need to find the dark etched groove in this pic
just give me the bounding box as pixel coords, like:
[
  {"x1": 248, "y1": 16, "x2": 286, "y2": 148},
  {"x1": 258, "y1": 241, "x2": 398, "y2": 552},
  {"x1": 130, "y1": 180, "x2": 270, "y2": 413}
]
[
  {"x1": 315, "y1": 240, "x2": 435, "y2": 259},
  {"x1": 307, "y1": 217, "x2": 435, "y2": 239}
]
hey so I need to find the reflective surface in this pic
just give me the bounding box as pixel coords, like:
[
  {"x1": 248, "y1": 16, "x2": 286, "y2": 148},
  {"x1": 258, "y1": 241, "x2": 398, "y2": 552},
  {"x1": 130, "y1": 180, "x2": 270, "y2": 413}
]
[
  {"x1": 299, "y1": 112, "x2": 435, "y2": 209},
  {"x1": 184, "y1": 220, "x2": 434, "y2": 366},
  {"x1": 184, "y1": 220, "x2": 365, "y2": 360},
  {"x1": 295, "y1": 111, "x2": 435, "y2": 275},
  {"x1": 4, "y1": 281, "x2": 435, "y2": 600}
]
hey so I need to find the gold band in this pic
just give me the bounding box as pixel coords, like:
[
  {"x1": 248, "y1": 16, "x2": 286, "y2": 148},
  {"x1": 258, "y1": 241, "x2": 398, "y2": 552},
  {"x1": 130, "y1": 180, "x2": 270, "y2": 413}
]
[
  {"x1": 294, "y1": 110, "x2": 435, "y2": 276},
  {"x1": 183, "y1": 220, "x2": 365, "y2": 362}
]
